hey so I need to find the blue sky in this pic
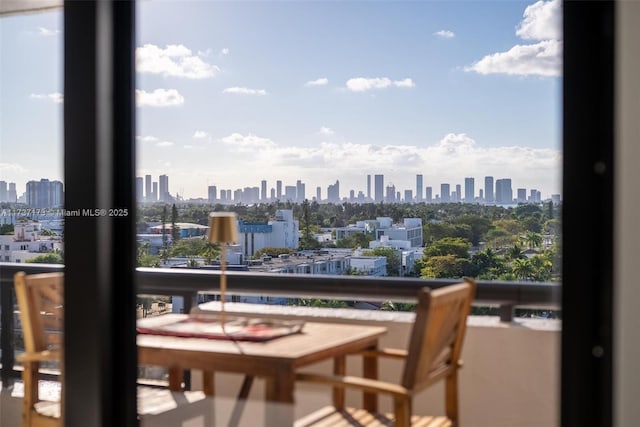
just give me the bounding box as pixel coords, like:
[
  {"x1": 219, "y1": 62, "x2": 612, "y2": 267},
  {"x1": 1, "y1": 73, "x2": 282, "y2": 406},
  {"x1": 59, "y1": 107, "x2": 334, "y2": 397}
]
[{"x1": 0, "y1": 0, "x2": 562, "y2": 201}]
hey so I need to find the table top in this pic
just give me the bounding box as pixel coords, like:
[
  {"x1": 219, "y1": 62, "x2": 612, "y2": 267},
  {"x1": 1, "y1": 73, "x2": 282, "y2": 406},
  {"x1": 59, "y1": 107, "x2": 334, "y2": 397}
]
[{"x1": 137, "y1": 313, "x2": 387, "y2": 368}]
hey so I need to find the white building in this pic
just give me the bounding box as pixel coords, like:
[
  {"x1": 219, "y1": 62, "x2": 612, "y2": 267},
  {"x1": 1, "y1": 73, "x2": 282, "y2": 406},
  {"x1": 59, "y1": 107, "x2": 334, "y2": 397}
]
[
  {"x1": 0, "y1": 221, "x2": 63, "y2": 263},
  {"x1": 238, "y1": 209, "x2": 299, "y2": 258},
  {"x1": 350, "y1": 256, "x2": 387, "y2": 276}
]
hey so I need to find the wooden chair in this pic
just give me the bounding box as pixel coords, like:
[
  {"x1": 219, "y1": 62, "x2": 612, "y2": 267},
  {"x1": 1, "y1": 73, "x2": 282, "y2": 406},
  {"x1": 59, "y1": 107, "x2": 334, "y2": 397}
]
[
  {"x1": 294, "y1": 279, "x2": 477, "y2": 427},
  {"x1": 13, "y1": 271, "x2": 210, "y2": 427}
]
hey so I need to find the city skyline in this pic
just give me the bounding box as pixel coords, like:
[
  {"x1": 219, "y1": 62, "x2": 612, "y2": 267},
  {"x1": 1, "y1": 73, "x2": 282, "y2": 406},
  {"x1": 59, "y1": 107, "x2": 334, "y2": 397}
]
[
  {"x1": 1, "y1": 1, "x2": 562, "y2": 199},
  {"x1": 3, "y1": 172, "x2": 555, "y2": 206}
]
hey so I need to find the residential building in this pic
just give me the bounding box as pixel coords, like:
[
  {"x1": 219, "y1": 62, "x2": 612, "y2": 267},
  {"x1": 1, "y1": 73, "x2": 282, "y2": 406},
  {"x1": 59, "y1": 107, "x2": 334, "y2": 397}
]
[
  {"x1": 440, "y1": 183, "x2": 450, "y2": 202},
  {"x1": 374, "y1": 174, "x2": 383, "y2": 202},
  {"x1": 416, "y1": 174, "x2": 423, "y2": 201},
  {"x1": 25, "y1": 179, "x2": 63, "y2": 208},
  {"x1": 465, "y1": 177, "x2": 475, "y2": 202},
  {"x1": 484, "y1": 176, "x2": 494, "y2": 203}
]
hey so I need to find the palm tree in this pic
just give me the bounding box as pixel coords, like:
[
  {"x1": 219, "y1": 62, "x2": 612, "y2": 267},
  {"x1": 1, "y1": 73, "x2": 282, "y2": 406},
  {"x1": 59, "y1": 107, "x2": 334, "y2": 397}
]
[
  {"x1": 512, "y1": 258, "x2": 535, "y2": 281},
  {"x1": 523, "y1": 231, "x2": 543, "y2": 249}
]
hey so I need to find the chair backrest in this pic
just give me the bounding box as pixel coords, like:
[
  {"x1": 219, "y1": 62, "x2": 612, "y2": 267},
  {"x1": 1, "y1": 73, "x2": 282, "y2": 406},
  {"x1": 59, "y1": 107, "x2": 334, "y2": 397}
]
[
  {"x1": 14, "y1": 272, "x2": 64, "y2": 354},
  {"x1": 401, "y1": 279, "x2": 476, "y2": 391}
]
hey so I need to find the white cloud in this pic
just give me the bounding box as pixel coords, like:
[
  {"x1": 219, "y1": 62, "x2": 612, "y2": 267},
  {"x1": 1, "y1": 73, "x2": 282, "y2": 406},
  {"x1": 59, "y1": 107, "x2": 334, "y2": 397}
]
[
  {"x1": 466, "y1": 40, "x2": 561, "y2": 77},
  {"x1": 305, "y1": 78, "x2": 329, "y2": 87},
  {"x1": 37, "y1": 27, "x2": 60, "y2": 37},
  {"x1": 221, "y1": 48, "x2": 230, "y2": 55},
  {"x1": 434, "y1": 30, "x2": 455, "y2": 39},
  {"x1": 466, "y1": 0, "x2": 562, "y2": 77},
  {"x1": 136, "y1": 44, "x2": 219, "y2": 79},
  {"x1": 193, "y1": 130, "x2": 209, "y2": 139},
  {"x1": 135, "y1": 89, "x2": 185, "y2": 107},
  {"x1": 136, "y1": 135, "x2": 175, "y2": 147},
  {"x1": 30, "y1": 93, "x2": 63, "y2": 103},
  {"x1": 516, "y1": 0, "x2": 562, "y2": 41},
  {"x1": 0, "y1": 163, "x2": 27, "y2": 174},
  {"x1": 219, "y1": 133, "x2": 276, "y2": 150},
  {"x1": 136, "y1": 135, "x2": 159, "y2": 143},
  {"x1": 345, "y1": 77, "x2": 415, "y2": 92},
  {"x1": 318, "y1": 127, "x2": 335, "y2": 136},
  {"x1": 222, "y1": 87, "x2": 267, "y2": 96},
  {"x1": 393, "y1": 78, "x2": 415, "y2": 88}
]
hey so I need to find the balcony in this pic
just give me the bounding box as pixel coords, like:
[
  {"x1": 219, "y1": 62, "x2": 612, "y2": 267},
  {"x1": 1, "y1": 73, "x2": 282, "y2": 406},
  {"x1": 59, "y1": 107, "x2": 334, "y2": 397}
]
[{"x1": 0, "y1": 263, "x2": 559, "y2": 426}]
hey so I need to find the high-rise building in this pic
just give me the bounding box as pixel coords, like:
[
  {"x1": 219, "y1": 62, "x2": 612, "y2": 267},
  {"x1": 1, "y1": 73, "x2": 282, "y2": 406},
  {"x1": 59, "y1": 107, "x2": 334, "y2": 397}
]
[
  {"x1": 440, "y1": 183, "x2": 450, "y2": 202},
  {"x1": 296, "y1": 180, "x2": 305, "y2": 202},
  {"x1": 284, "y1": 185, "x2": 296, "y2": 201},
  {"x1": 0, "y1": 181, "x2": 7, "y2": 202},
  {"x1": 404, "y1": 189, "x2": 413, "y2": 202},
  {"x1": 374, "y1": 174, "x2": 384, "y2": 202},
  {"x1": 270, "y1": 188, "x2": 275, "y2": 200},
  {"x1": 276, "y1": 180, "x2": 282, "y2": 200},
  {"x1": 464, "y1": 177, "x2": 475, "y2": 203},
  {"x1": 426, "y1": 186, "x2": 433, "y2": 203},
  {"x1": 484, "y1": 176, "x2": 494, "y2": 203},
  {"x1": 208, "y1": 185, "x2": 217, "y2": 203},
  {"x1": 135, "y1": 177, "x2": 143, "y2": 201},
  {"x1": 327, "y1": 180, "x2": 340, "y2": 202},
  {"x1": 367, "y1": 175, "x2": 371, "y2": 200},
  {"x1": 145, "y1": 175, "x2": 152, "y2": 202},
  {"x1": 517, "y1": 188, "x2": 527, "y2": 203},
  {"x1": 8, "y1": 183, "x2": 17, "y2": 203},
  {"x1": 385, "y1": 184, "x2": 396, "y2": 202},
  {"x1": 416, "y1": 175, "x2": 423, "y2": 201},
  {"x1": 529, "y1": 189, "x2": 541, "y2": 203},
  {"x1": 316, "y1": 186, "x2": 321, "y2": 201},
  {"x1": 159, "y1": 174, "x2": 169, "y2": 202},
  {"x1": 495, "y1": 178, "x2": 513, "y2": 204},
  {"x1": 455, "y1": 184, "x2": 462, "y2": 202},
  {"x1": 261, "y1": 180, "x2": 267, "y2": 201},
  {"x1": 152, "y1": 182, "x2": 158, "y2": 202},
  {"x1": 26, "y1": 179, "x2": 64, "y2": 208}
]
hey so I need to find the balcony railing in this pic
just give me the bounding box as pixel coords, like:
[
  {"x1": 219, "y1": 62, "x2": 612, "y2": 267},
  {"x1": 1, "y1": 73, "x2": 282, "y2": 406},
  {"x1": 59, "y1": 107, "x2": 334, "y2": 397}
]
[{"x1": 0, "y1": 262, "x2": 561, "y2": 389}]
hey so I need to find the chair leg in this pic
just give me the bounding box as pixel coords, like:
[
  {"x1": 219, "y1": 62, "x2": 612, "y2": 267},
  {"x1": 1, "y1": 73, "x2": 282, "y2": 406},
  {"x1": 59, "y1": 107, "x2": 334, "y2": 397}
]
[
  {"x1": 333, "y1": 355, "x2": 346, "y2": 410},
  {"x1": 445, "y1": 371, "x2": 459, "y2": 427},
  {"x1": 393, "y1": 396, "x2": 411, "y2": 427}
]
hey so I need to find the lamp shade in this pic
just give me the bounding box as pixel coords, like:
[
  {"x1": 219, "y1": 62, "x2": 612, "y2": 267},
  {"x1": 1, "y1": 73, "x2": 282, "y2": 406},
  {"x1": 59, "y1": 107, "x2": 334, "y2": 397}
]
[{"x1": 207, "y1": 212, "x2": 238, "y2": 244}]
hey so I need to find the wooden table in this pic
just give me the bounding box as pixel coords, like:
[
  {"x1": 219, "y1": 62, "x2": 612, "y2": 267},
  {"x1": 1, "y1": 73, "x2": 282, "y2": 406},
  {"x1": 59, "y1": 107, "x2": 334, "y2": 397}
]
[{"x1": 137, "y1": 314, "x2": 387, "y2": 426}]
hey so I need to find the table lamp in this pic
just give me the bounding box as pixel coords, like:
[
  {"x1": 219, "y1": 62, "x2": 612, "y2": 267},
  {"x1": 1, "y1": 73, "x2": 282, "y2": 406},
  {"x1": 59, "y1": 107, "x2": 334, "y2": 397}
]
[{"x1": 207, "y1": 212, "x2": 238, "y2": 328}]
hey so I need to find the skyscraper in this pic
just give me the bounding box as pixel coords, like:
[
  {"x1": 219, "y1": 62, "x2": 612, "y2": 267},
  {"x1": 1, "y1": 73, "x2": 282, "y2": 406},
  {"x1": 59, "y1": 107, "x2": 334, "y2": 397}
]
[
  {"x1": 327, "y1": 180, "x2": 340, "y2": 202},
  {"x1": 464, "y1": 177, "x2": 475, "y2": 203},
  {"x1": 261, "y1": 180, "x2": 267, "y2": 201},
  {"x1": 26, "y1": 179, "x2": 64, "y2": 208},
  {"x1": 8, "y1": 183, "x2": 16, "y2": 203},
  {"x1": 484, "y1": 176, "x2": 494, "y2": 203},
  {"x1": 495, "y1": 178, "x2": 513, "y2": 204},
  {"x1": 316, "y1": 186, "x2": 321, "y2": 201},
  {"x1": 276, "y1": 180, "x2": 282, "y2": 200},
  {"x1": 152, "y1": 182, "x2": 158, "y2": 202},
  {"x1": 145, "y1": 175, "x2": 152, "y2": 202},
  {"x1": 440, "y1": 183, "x2": 450, "y2": 202},
  {"x1": 296, "y1": 180, "x2": 305, "y2": 202},
  {"x1": 0, "y1": 181, "x2": 7, "y2": 202},
  {"x1": 208, "y1": 185, "x2": 217, "y2": 203},
  {"x1": 159, "y1": 174, "x2": 169, "y2": 202},
  {"x1": 135, "y1": 177, "x2": 143, "y2": 201},
  {"x1": 426, "y1": 186, "x2": 433, "y2": 203},
  {"x1": 374, "y1": 174, "x2": 384, "y2": 202},
  {"x1": 367, "y1": 175, "x2": 371, "y2": 200},
  {"x1": 517, "y1": 188, "x2": 527, "y2": 203},
  {"x1": 416, "y1": 174, "x2": 423, "y2": 201}
]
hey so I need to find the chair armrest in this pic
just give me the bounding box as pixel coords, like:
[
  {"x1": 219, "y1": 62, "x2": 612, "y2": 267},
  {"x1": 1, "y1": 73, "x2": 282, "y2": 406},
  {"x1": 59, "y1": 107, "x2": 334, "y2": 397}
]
[
  {"x1": 355, "y1": 348, "x2": 408, "y2": 360},
  {"x1": 17, "y1": 350, "x2": 61, "y2": 363},
  {"x1": 296, "y1": 373, "x2": 410, "y2": 398}
]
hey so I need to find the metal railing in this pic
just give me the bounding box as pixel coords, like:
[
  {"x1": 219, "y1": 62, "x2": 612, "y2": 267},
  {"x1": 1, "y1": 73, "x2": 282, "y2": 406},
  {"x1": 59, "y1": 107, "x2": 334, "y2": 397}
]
[{"x1": 0, "y1": 262, "x2": 561, "y2": 389}]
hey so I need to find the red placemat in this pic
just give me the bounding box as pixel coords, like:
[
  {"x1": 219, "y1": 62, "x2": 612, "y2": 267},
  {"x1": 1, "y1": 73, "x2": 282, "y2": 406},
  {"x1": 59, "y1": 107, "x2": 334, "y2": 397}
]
[{"x1": 137, "y1": 314, "x2": 305, "y2": 342}]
